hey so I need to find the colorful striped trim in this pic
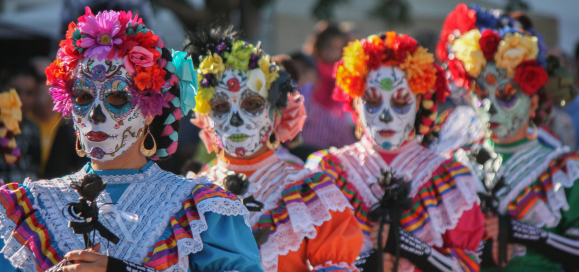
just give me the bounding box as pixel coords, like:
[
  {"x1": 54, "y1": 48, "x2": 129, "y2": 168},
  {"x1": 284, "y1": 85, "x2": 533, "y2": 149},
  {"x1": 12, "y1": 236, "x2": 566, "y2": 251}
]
[
  {"x1": 0, "y1": 183, "x2": 63, "y2": 271},
  {"x1": 142, "y1": 183, "x2": 242, "y2": 270},
  {"x1": 508, "y1": 152, "x2": 579, "y2": 219},
  {"x1": 442, "y1": 247, "x2": 479, "y2": 272}
]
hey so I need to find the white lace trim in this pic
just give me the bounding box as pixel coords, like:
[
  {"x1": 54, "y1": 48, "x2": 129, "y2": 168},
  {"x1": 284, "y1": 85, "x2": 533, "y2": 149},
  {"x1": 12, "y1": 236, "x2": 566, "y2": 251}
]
[
  {"x1": 312, "y1": 260, "x2": 359, "y2": 272},
  {"x1": 430, "y1": 106, "x2": 485, "y2": 156},
  {"x1": 210, "y1": 158, "x2": 351, "y2": 272},
  {"x1": 319, "y1": 139, "x2": 478, "y2": 248},
  {"x1": 2, "y1": 236, "x2": 37, "y2": 272}
]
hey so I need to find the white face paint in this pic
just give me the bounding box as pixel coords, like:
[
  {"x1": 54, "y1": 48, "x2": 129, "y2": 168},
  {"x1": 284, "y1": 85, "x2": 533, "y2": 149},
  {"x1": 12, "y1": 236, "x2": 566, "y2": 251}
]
[
  {"x1": 472, "y1": 62, "x2": 530, "y2": 140},
  {"x1": 357, "y1": 66, "x2": 417, "y2": 150},
  {"x1": 208, "y1": 68, "x2": 275, "y2": 157},
  {"x1": 72, "y1": 58, "x2": 146, "y2": 161}
]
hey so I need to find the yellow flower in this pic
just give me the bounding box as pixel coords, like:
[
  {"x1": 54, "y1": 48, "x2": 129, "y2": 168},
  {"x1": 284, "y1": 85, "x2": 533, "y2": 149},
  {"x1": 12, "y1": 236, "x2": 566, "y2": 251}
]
[
  {"x1": 494, "y1": 32, "x2": 539, "y2": 77},
  {"x1": 257, "y1": 55, "x2": 280, "y2": 91},
  {"x1": 342, "y1": 40, "x2": 368, "y2": 76},
  {"x1": 198, "y1": 53, "x2": 225, "y2": 75},
  {"x1": 193, "y1": 86, "x2": 215, "y2": 115},
  {"x1": 0, "y1": 89, "x2": 22, "y2": 134},
  {"x1": 400, "y1": 47, "x2": 436, "y2": 94},
  {"x1": 452, "y1": 29, "x2": 486, "y2": 77}
]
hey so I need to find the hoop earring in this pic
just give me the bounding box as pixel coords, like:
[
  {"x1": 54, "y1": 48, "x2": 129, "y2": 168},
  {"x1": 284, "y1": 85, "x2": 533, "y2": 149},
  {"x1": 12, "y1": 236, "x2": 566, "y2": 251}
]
[
  {"x1": 355, "y1": 120, "x2": 364, "y2": 140},
  {"x1": 76, "y1": 135, "x2": 86, "y2": 157},
  {"x1": 140, "y1": 126, "x2": 157, "y2": 156},
  {"x1": 527, "y1": 121, "x2": 538, "y2": 140},
  {"x1": 266, "y1": 133, "x2": 280, "y2": 150}
]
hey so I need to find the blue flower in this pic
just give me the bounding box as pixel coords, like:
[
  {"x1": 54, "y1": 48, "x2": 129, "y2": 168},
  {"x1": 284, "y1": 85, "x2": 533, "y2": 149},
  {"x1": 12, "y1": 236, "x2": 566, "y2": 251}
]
[{"x1": 471, "y1": 4, "x2": 500, "y2": 29}]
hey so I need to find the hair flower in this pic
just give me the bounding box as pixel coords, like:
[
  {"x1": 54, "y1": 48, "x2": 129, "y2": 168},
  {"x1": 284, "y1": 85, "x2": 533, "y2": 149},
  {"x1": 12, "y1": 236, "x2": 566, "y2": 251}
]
[
  {"x1": 77, "y1": 9, "x2": 127, "y2": 61},
  {"x1": 198, "y1": 53, "x2": 225, "y2": 75},
  {"x1": 400, "y1": 47, "x2": 437, "y2": 94},
  {"x1": 0, "y1": 89, "x2": 23, "y2": 134},
  {"x1": 257, "y1": 55, "x2": 280, "y2": 90},
  {"x1": 225, "y1": 41, "x2": 255, "y2": 70},
  {"x1": 452, "y1": 29, "x2": 486, "y2": 77},
  {"x1": 495, "y1": 32, "x2": 539, "y2": 77},
  {"x1": 479, "y1": 29, "x2": 501, "y2": 60},
  {"x1": 514, "y1": 60, "x2": 548, "y2": 95},
  {"x1": 247, "y1": 68, "x2": 268, "y2": 97}
]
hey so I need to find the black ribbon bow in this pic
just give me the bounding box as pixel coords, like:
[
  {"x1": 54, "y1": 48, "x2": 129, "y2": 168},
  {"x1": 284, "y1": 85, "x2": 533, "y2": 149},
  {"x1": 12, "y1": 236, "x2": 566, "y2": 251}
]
[
  {"x1": 368, "y1": 169, "x2": 413, "y2": 272},
  {"x1": 63, "y1": 174, "x2": 119, "y2": 249}
]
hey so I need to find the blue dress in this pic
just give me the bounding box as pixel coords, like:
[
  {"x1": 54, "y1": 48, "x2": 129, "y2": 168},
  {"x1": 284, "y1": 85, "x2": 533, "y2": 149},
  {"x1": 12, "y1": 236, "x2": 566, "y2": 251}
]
[{"x1": 0, "y1": 161, "x2": 262, "y2": 272}]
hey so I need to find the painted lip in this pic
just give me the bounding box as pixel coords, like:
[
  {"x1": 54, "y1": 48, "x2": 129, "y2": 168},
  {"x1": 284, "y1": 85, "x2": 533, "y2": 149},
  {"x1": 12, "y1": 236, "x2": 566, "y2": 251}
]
[
  {"x1": 229, "y1": 134, "x2": 249, "y2": 143},
  {"x1": 488, "y1": 122, "x2": 500, "y2": 129},
  {"x1": 84, "y1": 131, "x2": 110, "y2": 142},
  {"x1": 378, "y1": 130, "x2": 396, "y2": 137}
]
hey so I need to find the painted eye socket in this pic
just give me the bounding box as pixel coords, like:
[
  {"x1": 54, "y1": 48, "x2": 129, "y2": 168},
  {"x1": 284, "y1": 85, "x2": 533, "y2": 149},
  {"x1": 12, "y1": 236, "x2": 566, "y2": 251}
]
[
  {"x1": 390, "y1": 88, "x2": 412, "y2": 114},
  {"x1": 75, "y1": 92, "x2": 94, "y2": 105},
  {"x1": 496, "y1": 84, "x2": 518, "y2": 108},
  {"x1": 106, "y1": 92, "x2": 129, "y2": 109},
  {"x1": 362, "y1": 87, "x2": 382, "y2": 114},
  {"x1": 474, "y1": 82, "x2": 489, "y2": 100},
  {"x1": 212, "y1": 101, "x2": 231, "y2": 113},
  {"x1": 241, "y1": 96, "x2": 265, "y2": 116}
]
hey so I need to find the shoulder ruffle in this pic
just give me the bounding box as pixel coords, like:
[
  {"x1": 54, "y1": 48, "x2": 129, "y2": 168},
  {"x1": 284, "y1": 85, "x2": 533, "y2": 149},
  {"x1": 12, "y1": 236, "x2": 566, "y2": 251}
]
[
  {"x1": 505, "y1": 152, "x2": 579, "y2": 227},
  {"x1": 306, "y1": 146, "x2": 479, "y2": 249},
  {"x1": 252, "y1": 166, "x2": 351, "y2": 272},
  {"x1": 430, "y1": 106, "x2": 485, "y2": 156},
  {"x1": 0, "y1": 181, "x2": 64, "y2": 272},
  {"x1": 143, "y1": 181, "x2": 250, "y2": 271}
]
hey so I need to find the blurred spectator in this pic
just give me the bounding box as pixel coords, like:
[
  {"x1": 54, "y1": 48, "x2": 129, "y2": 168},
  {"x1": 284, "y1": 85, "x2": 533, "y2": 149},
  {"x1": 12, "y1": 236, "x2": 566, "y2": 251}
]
[
  {"x1": 563, "y1": 42, "x2": 579, "y2": 149},
  {"x1": 300, "y1": 22, "x2": 357, "y2": 150},
  {"x1": 29, "y1": 58, "x2": 88, "y2": 179},
  {"x1": 289, "y1": 52, "x2": 317, "y2": 107},
  {"x1": 0, "y1": 62, "x2": 41, "y2": 183}
]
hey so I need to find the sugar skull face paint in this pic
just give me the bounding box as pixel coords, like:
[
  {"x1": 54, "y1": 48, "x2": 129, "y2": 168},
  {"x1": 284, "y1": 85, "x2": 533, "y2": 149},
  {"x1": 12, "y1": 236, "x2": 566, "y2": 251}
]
[
  {"x1": 209, "y1": 69, "x2": 274, "y2": 157},
  {"x1": 357, "y1": 66, "x2": 417, "y2": 150},
  {"x1": 72, "y1": 58, "x2": 146, "y2": 161},
  {"x1": 472, "y1": 62, "x2": 530, "y2": 140}
]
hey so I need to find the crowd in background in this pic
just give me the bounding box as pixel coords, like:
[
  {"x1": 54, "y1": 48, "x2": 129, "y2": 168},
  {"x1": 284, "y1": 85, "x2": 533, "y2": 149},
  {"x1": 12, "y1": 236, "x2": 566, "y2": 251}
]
[{"x1": 2, "y1": 16, "x2": 579, "y2": 184}]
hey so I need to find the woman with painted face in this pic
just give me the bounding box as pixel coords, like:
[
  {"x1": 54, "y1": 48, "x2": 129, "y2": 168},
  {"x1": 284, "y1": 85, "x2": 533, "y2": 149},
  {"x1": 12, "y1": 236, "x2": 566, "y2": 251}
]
[
  {"x1": 187, "y1": 25, "x2": 364, "y2": 272},
  {"x1": 305, "y1": 32, "x2": 485, "y2": 272},
  {"x1": 436, "y1": 4, "x2": 579, "y2": 271},
  {"x1": 0, "y1": 8, "x2": 262, "y2": 272}
]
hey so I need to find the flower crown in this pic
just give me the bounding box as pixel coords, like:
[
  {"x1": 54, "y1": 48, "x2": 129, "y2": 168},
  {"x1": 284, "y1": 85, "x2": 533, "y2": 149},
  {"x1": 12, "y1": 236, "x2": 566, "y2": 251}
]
[
  {"x1": 185, "y1": 26, "x2": 295, "y2": 116},
  {"x1": 437, "y1": 4, "x2": 548, "y2": 96},
  {"x1": 45, "y1": 7, "x2": 190, "y2": 117}
]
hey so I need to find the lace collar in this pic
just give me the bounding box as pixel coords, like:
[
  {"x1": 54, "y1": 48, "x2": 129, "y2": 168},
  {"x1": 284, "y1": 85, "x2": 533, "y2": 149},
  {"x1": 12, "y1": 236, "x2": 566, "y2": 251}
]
[{"x1": 76, "y1": 161, "x2": 161, "y2": 184}]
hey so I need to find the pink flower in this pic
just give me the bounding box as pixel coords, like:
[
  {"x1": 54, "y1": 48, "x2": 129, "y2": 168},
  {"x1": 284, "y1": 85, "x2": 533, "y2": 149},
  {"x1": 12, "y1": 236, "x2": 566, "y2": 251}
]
[
  {"x1": 49, "y1": 79, "x2": 73, "y2": 116},
  {"x1": 78, "y1": 10, "x2": 127, "y2": 60},
  {"x1": 128, "y1": 46, "x2": 155, "y2": 67}
]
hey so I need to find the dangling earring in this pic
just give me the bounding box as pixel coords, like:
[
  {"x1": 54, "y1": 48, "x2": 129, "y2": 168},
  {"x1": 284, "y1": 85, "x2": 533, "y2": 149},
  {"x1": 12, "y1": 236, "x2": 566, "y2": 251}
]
[
  {"x1": 527, "y1": 121, "x2": 538, "y2": 140},
  {"x1": 355, "y1": 119, "x2": 364, "y2": 140},
  {"x1": 140, "y1": 125, "x2": 157, "y2": 156},
  {"x1": 266, "y1": 133, "x2": 280, "y2": 150},
  {"x1": 76, "y1": 135, "x2": 86, "y2": 157}
]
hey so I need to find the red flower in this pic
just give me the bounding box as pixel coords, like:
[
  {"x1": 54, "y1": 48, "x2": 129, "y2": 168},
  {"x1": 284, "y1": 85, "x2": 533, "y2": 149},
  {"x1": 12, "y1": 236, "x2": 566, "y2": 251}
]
[
  {"x1": 134, "y1": 71, "x2": 152, "y2": 91},
  {"x1": 433, "y1": 63, "x2": 450, "y2": 102},
  {"x1": 227, "y1": 78, "x2": 240, "y2": 92},
  {"x1": 361, "y1": 39, "x2": 382, "y2": 70},
  {"x1": 120, "y1": 30, "x2": 160, "y2": 58},
  {"x1": 447, "y1": 58, "x2": 472, "y2": 90},
  {"x1": 514, "y1": 60, "x2": 549, "y2": 95},
  {"x1": 479, "y1": 29, "x2": 501, "y2": 61},
  {"x1": 436, "y1": 41, "x2": 449, "y2": 62},
  {"x1": 385, "y1": 32, "x2": 417, "y2": 63},
  {"x1": 45, "y1": 59, "x2": 69, "y2": 85},
  {"x1": 438, "y1": 4, "x2": 476, "y2": 62}
]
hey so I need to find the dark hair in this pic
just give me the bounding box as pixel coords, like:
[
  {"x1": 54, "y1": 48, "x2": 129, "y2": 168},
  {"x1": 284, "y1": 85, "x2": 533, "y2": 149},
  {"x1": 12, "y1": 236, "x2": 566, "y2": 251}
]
[
  {"x1": 312, "y1": 23, "x2": 348, "y2": 58},
  {"x1": 144, "y1": 48, "x2": 181, "y2": 160},
  {"x1": 290, "y1": 51, "x2": 316, "y2": 69}
]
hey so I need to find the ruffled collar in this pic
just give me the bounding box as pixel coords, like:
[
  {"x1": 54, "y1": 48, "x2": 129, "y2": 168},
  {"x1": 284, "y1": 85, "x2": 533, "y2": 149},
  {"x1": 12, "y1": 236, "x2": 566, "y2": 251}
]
[
  {"x1": 78, "y1": 161, "x2": 160, "y2": 184},
  {"x1": 217, "y1": 150, "x2": 280, "y2": 175},
  {"x1": 493, "y1": 138, "x2": 539, "y2": 157}
]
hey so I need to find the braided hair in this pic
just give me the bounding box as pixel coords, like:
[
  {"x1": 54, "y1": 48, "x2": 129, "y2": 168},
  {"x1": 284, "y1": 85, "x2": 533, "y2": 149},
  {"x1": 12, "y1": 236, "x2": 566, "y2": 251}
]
[{"x1": 145, "y1": 48, "x2": 182, "y2": 160}]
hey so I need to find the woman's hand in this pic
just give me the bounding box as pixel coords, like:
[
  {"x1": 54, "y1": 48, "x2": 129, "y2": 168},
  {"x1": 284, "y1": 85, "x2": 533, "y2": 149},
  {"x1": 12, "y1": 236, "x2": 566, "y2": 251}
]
[
  {"x1": 485, "y1": 214, "x2": 514, "y2": 266},
  {"x1": 370, "y1": 222, "x2": 390, "y2": 250},
  {"x1": 61, "y1": 244, "x2": 108, "y2": 272}
]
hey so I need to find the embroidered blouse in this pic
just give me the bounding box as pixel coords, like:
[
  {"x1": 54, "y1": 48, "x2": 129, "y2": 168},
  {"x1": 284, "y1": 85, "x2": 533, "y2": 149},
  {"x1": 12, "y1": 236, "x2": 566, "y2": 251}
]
[
  {"x1": 202, "y1": 150, "x2": 364, "y2": 272},
  {"x1": 0, "y1": 161, "x2": 263, "y2": 272},
  {"x1": 306, "y1": 137, "x2": 485, "y2": 272}
]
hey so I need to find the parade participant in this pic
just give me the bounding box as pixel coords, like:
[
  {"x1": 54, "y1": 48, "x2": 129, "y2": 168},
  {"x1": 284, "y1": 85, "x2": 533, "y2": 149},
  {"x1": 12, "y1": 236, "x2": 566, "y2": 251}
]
[
  {"x1": 187, "y1": 25, "x2": 363, "y2": 272},
  {"x1": 305, "y1": 31, "x2": 484, "y2": 272},
  {"x1": 0, "y1": 8, "x2": 262, "y2": 272},
  {"x1": 436, "y1": 4, "x2": 579, "y2": 271}
]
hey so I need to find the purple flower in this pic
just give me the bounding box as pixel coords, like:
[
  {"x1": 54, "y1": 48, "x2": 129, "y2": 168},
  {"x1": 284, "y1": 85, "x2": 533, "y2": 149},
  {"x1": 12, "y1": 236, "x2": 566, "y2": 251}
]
[
  {"x1": 78, "y1": 10, "x2": 127, "y2": 61},
  {"x1": 214, "y1": 42, "x2": 228, "y2": 55},
  {"x1": 132, "y1": 89, "x2": 169, "y2": 118},
  {"x1": 200, "y1": 73, "x2": 215, "y2": 88},
  {"x1": 248, "y1": 53, "x2": 260, "y2": 70},
  {"x1": 91, "y1": 65, "x2": 107, "y2": 81},
  {"x1": 89, "y1": 147, "x2": 104, "y2": 159}
]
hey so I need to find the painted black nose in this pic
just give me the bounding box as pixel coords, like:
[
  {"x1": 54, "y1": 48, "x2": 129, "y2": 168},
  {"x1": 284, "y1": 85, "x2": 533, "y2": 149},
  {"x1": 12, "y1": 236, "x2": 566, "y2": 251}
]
[
  {"x1": 489, "y1": 103, "x2": 498, "y2": 115},
  {"x1": 379, "y1": 109, "x2": 393, "y2": 124},
  {"x1": 90, "y1": 104, "x2": 107, "y2": 124},
  {"x1": 230, "y1": 111, "x2": 244, "y2": 127}
]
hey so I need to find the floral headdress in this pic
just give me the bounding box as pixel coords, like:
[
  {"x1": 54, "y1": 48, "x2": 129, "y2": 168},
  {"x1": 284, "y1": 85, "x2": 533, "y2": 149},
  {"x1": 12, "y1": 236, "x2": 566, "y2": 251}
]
[
  {"x1": 437, "y1": 3, "x2": 548, "y2": 96},
  {"x1": 184, "y1": 26, "x2": 295, "y2": 116},
  {"x1": 334, "y1": 31, "x2": 449, "y2": 136},
  {"x1": 45, "y1": 7, "x2": 195, "y2": 118}
]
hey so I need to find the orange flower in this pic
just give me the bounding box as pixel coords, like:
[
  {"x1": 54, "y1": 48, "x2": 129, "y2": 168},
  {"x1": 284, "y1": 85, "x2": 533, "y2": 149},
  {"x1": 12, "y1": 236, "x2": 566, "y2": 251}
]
[
  {"x1": 135, "y1": 64, "x2": 167, "y2": 91},
  {"x1": 400, "y1": 47, "x2": 436, "y2": 94},
  {"x1": 342, "y1": 40, "x2": 368, "y2": 76},
  {"x1": 45, "y1": 59, "x2": 69, "y2": 85},
  {"x1": 336, "y1": 64, "x2": 365, "y2": 98},
  {"x1": 134, "y1": 71, "x2": 152, "y2": 90}
]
